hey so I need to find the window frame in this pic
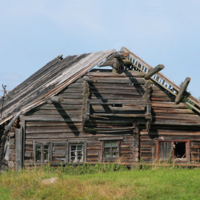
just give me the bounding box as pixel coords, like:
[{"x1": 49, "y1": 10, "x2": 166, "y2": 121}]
[
  {"x1": 99, "y1": 138, "x2": 122, "y2": 162},
  {"x1": 66, "y1": 140, "x2": 87, "y2": 164},
  {"x1": 156, "y1": 139, "x2": 190, "y2": 162},
  {"x1": 33, "y1": 141, "x2": 53, "y2": 164}
]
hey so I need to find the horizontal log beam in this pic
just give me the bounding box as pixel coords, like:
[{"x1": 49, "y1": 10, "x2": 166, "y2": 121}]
[{"x1": 89, "y1": 99, "x2": 148, "y2": 105}]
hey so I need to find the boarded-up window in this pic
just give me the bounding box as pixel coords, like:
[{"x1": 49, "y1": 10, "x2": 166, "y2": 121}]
[{"x1": 158, "y1": 141, "x2": 172, "y2": 160}]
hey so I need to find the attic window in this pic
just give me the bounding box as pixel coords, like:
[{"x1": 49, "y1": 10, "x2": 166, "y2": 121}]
[{"x1": 112, "y1": 104, "x2": 123, "y2": 107}]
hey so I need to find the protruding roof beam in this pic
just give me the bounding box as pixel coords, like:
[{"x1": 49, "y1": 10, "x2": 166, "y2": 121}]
[
  {"x1": 175, "y1": 77, "x2": 191, "y2": 104},
  {"x1": 47, "y1": 96, "x2": 64, "y2": 104},
  {"x1": 98, "y1": 51, "x2": 131, "y2": 73},
  {"x1": 144, "y1": 64, "x2": 165, "y2": 80}
]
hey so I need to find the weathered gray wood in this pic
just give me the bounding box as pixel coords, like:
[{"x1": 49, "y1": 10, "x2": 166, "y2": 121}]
[
  {"x1": 89, "y1": 99, "x2": 148, "y2": 105},
  {"x1": 15, "y1": 129, "x2": 22, "y2": 171},
  {"x1": 144, "y1": 64, "x2": 165, "y2": 80},
  {"x1": 48, "y1": 96, "x2": 64, "y2": 104},
  {"x1": 86, "y1": 71, "x2": 145, "y2": 77},
  {"x1": 83, "y1": 76, "x2": 98, "y2": 83},
  {"x1": 175, "y1": 77, "x2": 191, "y2": 104}
]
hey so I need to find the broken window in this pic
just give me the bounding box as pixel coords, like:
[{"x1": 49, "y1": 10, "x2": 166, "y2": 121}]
[
  {"x1": 67, "y1": 140, "x2": 87, "y2": 164},
  {"x1": 33, "y1": 142, "x2": 53, "y2": 163},
  {"x1": 70, "y1": 144, "x2": 84, "y2": 163},
  {"x1": 156, "y1": 140, "x2": 190, "y2": 162},
  {"x1": 174, "y1": 142, "x2": 186, "y2": 158}
]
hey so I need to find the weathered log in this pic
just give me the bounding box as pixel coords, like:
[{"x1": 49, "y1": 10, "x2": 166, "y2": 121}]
[
  {"x1": 144, "y1": 64, "x2": 165, "y2": 80},
  {"x1": 83, "y1": 76, "x2": 98, "y2": 83},
  {"x1": 175, "y1": 77, "x2": 191, "y2": 104},
  {"x1": 47, "y1": 96, "x2": 64, "y2": 104}
]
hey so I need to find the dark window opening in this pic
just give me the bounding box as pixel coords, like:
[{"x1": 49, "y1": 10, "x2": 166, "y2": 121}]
[
  {"x1": 174, "y1": 142, "x2": 186, "y2": 158},
  {"x1": 112, "y1": 104, "x2": 123, "y2": 107}
]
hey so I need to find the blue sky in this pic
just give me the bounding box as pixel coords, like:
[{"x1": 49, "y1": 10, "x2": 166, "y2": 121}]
[{"x1": 0, "y1": 0, "x2": 200, "y2": 98}]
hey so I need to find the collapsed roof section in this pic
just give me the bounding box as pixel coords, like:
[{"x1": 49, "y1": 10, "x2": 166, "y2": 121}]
[
  {"x1": 1, "y1": 46, "x2": 200, "y2": 126},
  {"x1": 0, "y1": 49, "x2": 115, "y2": 125}
]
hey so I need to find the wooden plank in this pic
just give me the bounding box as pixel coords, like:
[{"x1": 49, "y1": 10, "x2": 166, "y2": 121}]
[
  {"x1": 89, "y1": 94, "x2": 143, "y2": 100},
  {"x1": 25, "y1": 110, "x2": 82, "y2": 116},
  {"x1": 151, "y1": 102, "x2": 187, "y2": 109},
  {"x1": 89, "y1": 99, "x2": 148, "y2": 105},
  {"x1": 15, "y1": 129, "x2": 22, "y2": 171},
  {"x1": 59, "y1": 88, "x2": 84, "y2": 93},
  {"x1": 151, "y1": 108, "x2": 194, "y2": 114},
  {"x1": 34, "y1": 105, "x2": 83, "y2": 110},
  {"x1": 86, "y1": 71, "x2": 145, "y2": 77},
  {"x1": 24, "y1": 116, "x2": 82, "y2": 122},
  {"x1": 89, "y1": 84, "x2": 146, "y2": 90},
  {"x1": 91, "y1": 105, "x2": 145, "y2": 112},
  {"x1": 95, "y1": 77, "x2": 146, "y2": 84},
  {"x1": 26, "y1": 132, "x2": 132, "y2": 139},
  {"x1": 26, "y1": 126, "x2": 83, "y2": 133},
  {"x1": 91, "y1": 113, "x2": 147, "y2": 118},
  {"x1": 58, "y1": 94, "x2": 84, "y2": 99},
  {"x1": 90, "y1": 88, "x2": 144, "y2": 95},
  {"x1": 63, "y1": 83, "x2": 84, "y2": 89}
]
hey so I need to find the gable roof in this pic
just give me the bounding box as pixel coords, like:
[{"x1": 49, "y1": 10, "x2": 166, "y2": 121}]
[
  {"x1": 0, "y1": 49, "x2": 115, "y2": 125},
  {"x1": 1, "y1": 47, "x2": 200, "y2": 126}
]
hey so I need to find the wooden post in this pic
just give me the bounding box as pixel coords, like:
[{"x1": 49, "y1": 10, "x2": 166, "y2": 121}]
[
  {"x1": 15, "y1": 128, "x2": 22, "y2": 172},
  {"x1": 144, "y1": 64, "x2": 165, "y2": 80},
  {"x1": 175, "y1": 77, "x2": 191, "y2": 104}
]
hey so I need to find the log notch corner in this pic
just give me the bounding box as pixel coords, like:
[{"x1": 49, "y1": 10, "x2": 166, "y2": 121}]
[{"x1": 98, "y1": 51, "x2": 131, "y2": 73}]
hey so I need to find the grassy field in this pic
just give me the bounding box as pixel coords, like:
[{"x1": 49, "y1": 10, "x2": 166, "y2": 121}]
[{"x1": 0, "y1": 164, "x2": 200, "y2": 200}]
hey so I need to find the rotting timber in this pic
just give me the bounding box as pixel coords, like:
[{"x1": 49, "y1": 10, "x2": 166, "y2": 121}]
[{"x1": 1, "y1": 47, "x2": 200, "y2": 171}]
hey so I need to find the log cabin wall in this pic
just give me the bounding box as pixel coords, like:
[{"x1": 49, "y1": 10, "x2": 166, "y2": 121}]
[
  {"x1": 140, "y1": 86, "x2": 200, "y2": 163},
  {"x1": 15, "y1": 69, "x2": 200, "y2": 167},
  {"x1": 22, "y1": 69, "x2": 151, "y2": 166}
]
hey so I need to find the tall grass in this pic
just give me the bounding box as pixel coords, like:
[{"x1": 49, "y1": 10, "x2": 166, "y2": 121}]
[{"x1": 0, "y1": 163, "x2": 200, "y2": 199}]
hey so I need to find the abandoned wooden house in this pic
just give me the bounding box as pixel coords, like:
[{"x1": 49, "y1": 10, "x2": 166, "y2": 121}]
[{"x1": 1, "y1": 47, "x2": 200, "y2": 171}]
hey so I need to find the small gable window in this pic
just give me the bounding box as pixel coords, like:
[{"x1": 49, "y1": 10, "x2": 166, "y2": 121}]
[{"x1": 33, "y1": 142, "x2": 53, "y2": 163}]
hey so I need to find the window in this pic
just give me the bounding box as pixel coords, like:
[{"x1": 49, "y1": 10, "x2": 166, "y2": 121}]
[
  {"x1": 156, "y1": 139, "x2": 190, "y2": 162},
  {"x1": 70, "y1": 144, "x2": 83, "y2": 163},
  {"x1": 104, "y1": 141, "x2": 119, "y2": 158},
  {"x1": 174, "y1": 142, "x2": 186, "y2": 158},
  {"x1": 33, "y1": 142, "x2": 53, "y2": 163},
  {"x1": 67, "y1": 140, "x2": 87, "y2": 164}
]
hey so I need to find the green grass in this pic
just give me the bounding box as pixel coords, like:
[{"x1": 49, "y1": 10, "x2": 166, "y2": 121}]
[{"x1": 0, "y1": 164, "x2": 200, "y2": 199}]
